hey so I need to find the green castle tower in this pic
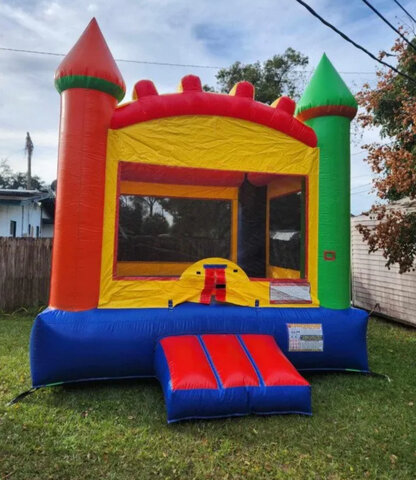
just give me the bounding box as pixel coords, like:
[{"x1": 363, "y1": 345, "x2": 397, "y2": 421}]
[{"x1": 296, "y1": 54, "x2": 357, "y2": 309}]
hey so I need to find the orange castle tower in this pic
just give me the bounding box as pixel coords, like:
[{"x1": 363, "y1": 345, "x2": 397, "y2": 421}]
[{"x1": 50, "y1": 19, "x2": 125, "y2": 310}]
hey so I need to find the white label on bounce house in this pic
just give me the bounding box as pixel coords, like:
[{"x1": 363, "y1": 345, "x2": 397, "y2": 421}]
[
  {"x1": 270, "y1": 282, "x2": 312, "y2": 304},
  {"x1": 287, "y1": 324, "x2": 324, "y2": 352}
]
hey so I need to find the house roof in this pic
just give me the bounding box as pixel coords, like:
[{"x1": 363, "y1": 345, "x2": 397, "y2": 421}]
[
  {"x1": 355, "y1": 198, "x2": 416, "y2": 219},
  {"x1": 0, "y1": 189, "x2": 51, "y2": 204}
]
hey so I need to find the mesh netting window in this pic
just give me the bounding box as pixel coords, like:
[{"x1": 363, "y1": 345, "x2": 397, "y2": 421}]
[
  {"x1": 117, "y1": 195, "x2": 232, "y2": 263},
  {"x1": 269, "y1": 191, "x2": 304, "y2": 274}
]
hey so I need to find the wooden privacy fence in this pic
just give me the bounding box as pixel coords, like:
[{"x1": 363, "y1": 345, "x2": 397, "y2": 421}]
[{"x1": 0, "y1": 238, "x2": 52, "y2": 312}]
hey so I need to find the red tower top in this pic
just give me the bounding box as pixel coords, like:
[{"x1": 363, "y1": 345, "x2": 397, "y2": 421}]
[{"x1": 55, "y1": 18, "x2": 126, "y2": 102}]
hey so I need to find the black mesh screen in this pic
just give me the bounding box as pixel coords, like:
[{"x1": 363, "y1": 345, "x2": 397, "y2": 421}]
[
  {"x1": 117, "y1": 195, "x2": 232, "y2": 263},
  {"x1": 269, "y1": 192, "x2": 302, "y2": 271}
]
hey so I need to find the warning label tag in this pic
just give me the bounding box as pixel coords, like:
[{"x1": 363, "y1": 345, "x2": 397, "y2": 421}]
[
  {"x1": 287, "y1": 324, "x2": 324, "y2": 352},
  {"x1": 269, "y1": 282, "x2": 311, "y2": 304}
]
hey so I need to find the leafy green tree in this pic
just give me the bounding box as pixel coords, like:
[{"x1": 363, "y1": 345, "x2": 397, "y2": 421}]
[
  {"x1": 118, "y1": 195, "x2": 144, "y2": 237},
  {"x1": 160, "y1": 198, "x2": 230, "y2": 239},
  {"x1": 0, "y1": 158, "x2": 46, "y2": 190},
  {"x1": 141, "y1": 213, "x2": 169, "y2": 236},
  {"x1": 159, "y1": 197, "x2": 232, "y2": 260},
  {"x1": 205, "y1": 48, "x2": 309, "y2": 103}
]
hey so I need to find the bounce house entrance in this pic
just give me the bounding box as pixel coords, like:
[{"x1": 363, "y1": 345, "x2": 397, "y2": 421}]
[{"x1": 108, "y1": 161, "x2": 312, "y2": 308}]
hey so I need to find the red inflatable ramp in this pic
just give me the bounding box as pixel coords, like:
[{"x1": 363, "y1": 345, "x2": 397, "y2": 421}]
[{"x1": 155, "y1": 333, "x2": 311, "y2": 422}]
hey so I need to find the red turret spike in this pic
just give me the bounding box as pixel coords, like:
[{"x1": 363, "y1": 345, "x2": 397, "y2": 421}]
[{"x1": 55, "y1": 18, "x2": 125, "y2": 102}]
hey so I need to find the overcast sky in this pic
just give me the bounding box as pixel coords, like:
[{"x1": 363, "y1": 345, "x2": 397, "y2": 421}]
[{"x1": 0, "y1": 0, "x2": 414, "y2": 214}]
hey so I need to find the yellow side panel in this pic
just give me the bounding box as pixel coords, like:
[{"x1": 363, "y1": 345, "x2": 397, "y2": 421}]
[
  {"x1": 117, "y1": 262, "x2": 192, "y2": 277},
  {"x1": 120, "y1": 181, "x2": 238, "y2": 200},
  {"x1": 99, "y1": 115, "x2": 319, "y2": 308},
  {"x1": 267, "y1": 266, "x2": 301, "y2": 279},
  {"x1": 113, "y1": 116, "x2": 316, "y2": 175}
]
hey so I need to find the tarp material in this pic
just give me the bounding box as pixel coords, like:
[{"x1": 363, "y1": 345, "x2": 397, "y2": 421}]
[
  {"x1": 99, "y1": 116, "x2": 319, "y2": 308},
  {"x1": 30, "y1": 304, "x2": 369, "y2": 387},
  {"x1": 156, "y1": 334, "x2": 311, "y2": 422}
]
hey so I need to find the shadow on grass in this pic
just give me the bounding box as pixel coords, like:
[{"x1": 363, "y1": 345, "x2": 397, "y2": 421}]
[
  {"x1": 27, "y1": 369, "x2": 384, "y2": 425},
  {"x1": 34, "y1": 372, "x2": 359, "y2": 436}
]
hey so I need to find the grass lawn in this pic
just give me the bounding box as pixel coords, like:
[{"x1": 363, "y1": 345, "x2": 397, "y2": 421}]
[{"x1": 0, "y1": 312, "x2": 415, "y2": 480}]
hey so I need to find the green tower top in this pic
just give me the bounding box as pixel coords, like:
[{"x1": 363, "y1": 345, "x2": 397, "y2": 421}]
[{"x1": 296, "y1": 53, "x2": 357, "y2": 122}]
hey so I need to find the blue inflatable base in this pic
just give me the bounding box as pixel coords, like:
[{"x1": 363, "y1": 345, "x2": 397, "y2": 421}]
[
  {"x1": 155, "y1": 335, "x2": 312, "y2": 423},
  {"x1": 30, "y1": 303, "x2": 369, "y2": 388}
]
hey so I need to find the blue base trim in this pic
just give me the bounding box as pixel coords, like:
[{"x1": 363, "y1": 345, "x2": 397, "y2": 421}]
[{"x1": 30, "y1": 304, "x2": 369, "y2": 388}]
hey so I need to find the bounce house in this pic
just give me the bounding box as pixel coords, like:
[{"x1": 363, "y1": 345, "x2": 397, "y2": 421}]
[{"x1": 29, "y1": 19, "x2": 369, "y2": 422}]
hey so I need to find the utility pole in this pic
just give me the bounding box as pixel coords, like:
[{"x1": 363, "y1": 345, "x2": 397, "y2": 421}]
[{"x1": 25, "y1": 132, "x2": 33, "y2": 190}]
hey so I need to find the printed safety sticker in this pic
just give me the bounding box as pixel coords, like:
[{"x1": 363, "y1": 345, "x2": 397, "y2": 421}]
[{"x1": 287, "y1": 323, "x2": 324, "y2": 352}]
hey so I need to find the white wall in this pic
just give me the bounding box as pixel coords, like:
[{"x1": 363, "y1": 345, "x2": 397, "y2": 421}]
[
  {"x1": 0, "y1": 204, "x2": 22, "y2": 237},
  {"x1": 0, "y1": 202, "x2": 42, "y2": 237},
  {"x1": 24, "y1": 202, "x2": 42, "y2": 237},
  {"x1": 351, "y1": 215, "x2": 416, "y2": 327}
]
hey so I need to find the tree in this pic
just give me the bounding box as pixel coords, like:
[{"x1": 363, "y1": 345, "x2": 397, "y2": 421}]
[
  {"x1": 205, "y1": 48, "x2": 309, "y2": 103},
  {"x1": 141, "y1": 213, "x2": 169, "y2": 236},
  {"x1": 0, "y1": 158, "x2": 46, "y2": 190},
  {"x1": 356, "y1": 30, "x2": 416, "y2": 273}
]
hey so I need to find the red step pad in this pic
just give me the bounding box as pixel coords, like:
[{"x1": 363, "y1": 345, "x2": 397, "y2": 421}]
[
  {"x1": 240, "y1": 334, "x2": 309, "y2": 387},
  {"x1": 156, "y1": 334, "x2": 311, "y2": 422},
  {"x1": 159, "y1": 335, "x2": 217, "y2": 390},
  {"x1": 201, "y1": 334, "x2": 259, "y2": 387}
]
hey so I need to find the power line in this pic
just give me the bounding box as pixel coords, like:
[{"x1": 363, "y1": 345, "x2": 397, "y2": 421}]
[
  {"x1": 114, "y1": 58, "x2": 221, "y2": 70},
  {"x1": 0, "y1": 46, "x2": 385, "y2": 76},
  {"x1": 351, "y1": 173, "x2": 373, "y2": 179},
  {"x1": 351, "y1": 184, "x2": 373, "y2": 194},
  {"x1": 351, "y1": 181, "x2": 372, "y2": 190},
  {"x1": 0, "y1": 46, "x2": 64, "y2": 57},
  {"x1": 337, "y1": 71, "x2": 376, "y2": 75},
  {"x1": 361, "y1": 0, "x2": 416, "y2": 53},
  {"x1": 393, "y1": 0, "x2": 416, "y2": 24},
  {"x1": 351, "y1": 189, "x2": 372, "y2": 195},
  {"x1": 294, "y1": 0, "x2": 416, "y2": 85},
  {"x1": 0, "y1": 46, "x2": 222, "y2": 69}
]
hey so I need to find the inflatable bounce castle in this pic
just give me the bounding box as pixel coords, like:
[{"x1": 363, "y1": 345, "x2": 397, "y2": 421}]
[{"x1": 30, "y1": 19, "x2": 368, "y2": 422}]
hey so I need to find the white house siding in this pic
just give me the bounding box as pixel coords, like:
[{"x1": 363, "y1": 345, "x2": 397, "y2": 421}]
[
  {"x1": 0, "y1": 202, "x2": 42, "y2": 237},
  {"x1": 0, "y1": 204, "x2": 22, "y2": 236},
  {"x1": 351, "y1": 215, "x2": 416, "y2": 327}
]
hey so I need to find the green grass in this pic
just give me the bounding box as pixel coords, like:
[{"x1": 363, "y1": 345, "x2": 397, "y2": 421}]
[{"x1": 0, "y1": 313, "x2": 415, "y2": 480}]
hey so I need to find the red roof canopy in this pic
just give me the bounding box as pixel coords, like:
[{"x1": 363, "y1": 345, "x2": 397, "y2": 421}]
[{"x1": 112, "y1": 76, "x2": 317, "y2": 148}]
